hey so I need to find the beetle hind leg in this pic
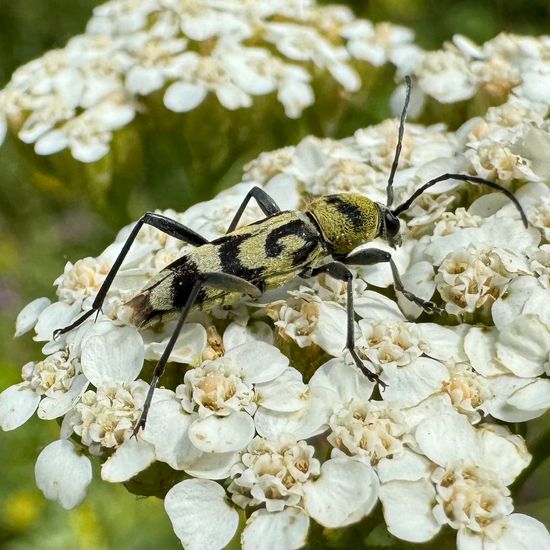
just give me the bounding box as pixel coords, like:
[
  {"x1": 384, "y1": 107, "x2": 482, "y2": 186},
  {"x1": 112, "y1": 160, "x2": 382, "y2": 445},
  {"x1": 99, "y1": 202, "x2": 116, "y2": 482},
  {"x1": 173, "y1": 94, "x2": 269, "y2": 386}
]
[
  {"x1": 53, "y1": 213, "x2": 210, "y2": 339},
  {"x1": 133, "y1": 272, "x2": 261, "y2": 435}
]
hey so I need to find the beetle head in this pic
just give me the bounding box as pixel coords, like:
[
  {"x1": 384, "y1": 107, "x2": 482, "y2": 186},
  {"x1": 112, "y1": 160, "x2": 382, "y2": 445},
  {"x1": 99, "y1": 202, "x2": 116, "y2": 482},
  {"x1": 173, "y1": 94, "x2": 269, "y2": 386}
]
[{"x1": 377, "y1": 206, "x2": 402, "y2": 248}]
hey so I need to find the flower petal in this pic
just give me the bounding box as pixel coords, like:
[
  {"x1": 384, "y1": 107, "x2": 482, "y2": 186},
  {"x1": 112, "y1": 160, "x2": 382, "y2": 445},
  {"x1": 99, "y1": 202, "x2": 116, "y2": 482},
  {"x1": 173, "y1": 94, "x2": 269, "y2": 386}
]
[
  {"x1": 143, "y1": 322, "x2": 206, "y2": 365},
  {"x1": 0, "y1": 382, "x2": 40, "y2": 430},
  {"x1": 484, "y1": 376, "x2": 546, "y2": 422},
  {"x1": 222, "y1": 321, "x2": 274, "y2": 350},
  {"x1": 491, "y1": 276, "x2": 541, "y2": 330},
  {"x1": 216, "y1": 82, "x2": 252, "y2": 110},
  {"x1": 0, "y1": 114, "x2": 6, "y2": 147},
  {"x1": 184, "y1": 451, "x2": 239, "y2": 480},
  {"x1": 496, "y1": 315, "x2": 550, "y2": 377},
  {"x1": 379, "y1": 479, "x2": 440, "y2": 543},
  {"x1": 164, "y1": 81, "x2": 207, "y2": 112},
  {"x1": 382, "y1": 358, "x2": 447, "y2": 407},
  {"x1": 254, "y1": 392, "x2": 331, "y2": 440},
  {"x1": 415, "y1": 412, "x2": 478, "y2": 467},
  {"x1": 81, "y1": 324, "x2": 144, "y2": 386},
  {"x1": 34, "y1": 301, "x2": 82, "y2": 342},
  {"x1": 377, "y1": 448, "x2": 432, "y2": 483},
  {"x1": 418, "y1": 323, "x2": 462, "y2": 362},
  {"x1": 303, "y1": 457, "x2": 379, "y2": 528},
  {"x1": 188, "y1": 411, "x2": 255, "y2": 453},
  {"x1": 396, "y1": 261, "x2": 436, "y2": 319},
  {"x1": 35, "y1": 439, "x2": 92, "y2": 509},
  {"x1": 308, "y1": 358, "x2": 374, "y2": 404},
  {"x1": 478, "y1": 426, "x2": 530, "y2": 486},
  {"x1": 507, "y1": 379, "x2": 550, "y2": 412},
  {"x1": 165, "y1": 479, "x2": 239, "y2": 550},
  {"x1": 37, "y1": 374, "x2": 89, "y2": 420},
  {"x1": 15, "y1": 297, "x2": 51, "y2": 337},
  {"x1": 141, "y1": 397, "x2": 201, "y2": 470},
  {"x1": 354, "y1": 290, "x2": 405, "y2": 322},
  {"x1": 228, "y1": 342, "x2": 288, "y2": 384},
  {"x1": 464, "y1": 327, "x2": 506, "y2": 376},
  {"x1": 101, "y1": 437, "x2": 156, "y2": 482},
  {"x1": 34, "y1": 129, "x2": 70, "y2": 155},
  {"x1": 242, "y1": 508, "x2": 309, "y2": 550},
  {"x1": 256, "y1": 368, "x2": 307, "y2": 412},
  {"x1": 494, "y1": 514, "x2": 550, "y2": 550}
]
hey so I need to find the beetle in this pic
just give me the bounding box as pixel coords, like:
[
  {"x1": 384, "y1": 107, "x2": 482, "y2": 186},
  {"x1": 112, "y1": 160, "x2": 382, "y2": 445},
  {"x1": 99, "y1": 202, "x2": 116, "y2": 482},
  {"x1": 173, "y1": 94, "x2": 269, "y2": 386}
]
[{"x1": 54, "y1": 77, "x2": 528, "y2": 434}]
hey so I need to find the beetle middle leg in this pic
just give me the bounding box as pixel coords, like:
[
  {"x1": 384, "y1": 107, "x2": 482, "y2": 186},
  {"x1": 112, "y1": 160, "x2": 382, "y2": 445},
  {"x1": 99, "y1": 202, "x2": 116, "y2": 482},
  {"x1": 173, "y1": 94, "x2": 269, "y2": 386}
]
[
  {"x1": 302, "y1": 262, "x2": 385, "y2": 387},
  {"x1": 133, "y1": 272, "x2": 262, "y2": 435},
  {"x1": 343, "y1": 248, "x2": 444, "y2": 314},
  {"x1": 226, "y1": 186, "x2": 281, "y2": 233},
  {"x1": 54, "y1": 213, "x2": 210, "y2": 338}
]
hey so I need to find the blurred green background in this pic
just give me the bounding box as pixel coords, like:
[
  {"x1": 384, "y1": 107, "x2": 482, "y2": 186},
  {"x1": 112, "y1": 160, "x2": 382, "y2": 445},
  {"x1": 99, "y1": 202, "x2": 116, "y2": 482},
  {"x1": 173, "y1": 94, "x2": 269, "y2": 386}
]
[{"x1": 1, "y1": 1, "x2": 550, "y2": 549}]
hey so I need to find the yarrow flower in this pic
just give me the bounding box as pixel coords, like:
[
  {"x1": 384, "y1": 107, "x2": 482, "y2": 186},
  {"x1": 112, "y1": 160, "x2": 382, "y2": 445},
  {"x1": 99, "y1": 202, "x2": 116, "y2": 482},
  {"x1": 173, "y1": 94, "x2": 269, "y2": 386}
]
[
  {"x1": 0, "y1": 0, "x2": 418, "y2": 163},
  {"x1": 409, "y1": 33, "x2": 550, "y2": 109},
  {"x1": 3, "y1": 16, "x2": 550, "y2": 550}
]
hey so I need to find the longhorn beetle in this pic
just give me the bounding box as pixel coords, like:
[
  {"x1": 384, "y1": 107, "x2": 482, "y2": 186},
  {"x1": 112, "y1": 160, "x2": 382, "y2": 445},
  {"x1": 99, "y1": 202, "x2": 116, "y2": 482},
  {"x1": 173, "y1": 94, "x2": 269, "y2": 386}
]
[{"x1": 54, "y1": 77, "x2": 528, "y2": 434}]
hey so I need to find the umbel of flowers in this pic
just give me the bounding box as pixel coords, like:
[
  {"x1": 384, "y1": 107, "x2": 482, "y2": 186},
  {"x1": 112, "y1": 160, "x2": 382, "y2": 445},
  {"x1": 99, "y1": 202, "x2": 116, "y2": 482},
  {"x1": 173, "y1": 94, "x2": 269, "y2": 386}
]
[
  {"x1": 0, "y1": 0, "x2": 421, "y2": 160},
  {"x1": 0, "y1": 0, "x2": 421, "y2": 223},
  {"x1": 3, "y1": 40, "x2": 550, "y2": 546}
]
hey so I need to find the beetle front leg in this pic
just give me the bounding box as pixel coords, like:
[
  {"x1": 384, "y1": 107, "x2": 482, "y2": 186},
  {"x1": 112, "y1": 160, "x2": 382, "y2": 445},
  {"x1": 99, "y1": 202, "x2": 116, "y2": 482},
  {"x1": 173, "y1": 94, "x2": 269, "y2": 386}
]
[
  {"x1": 343, "y1": 248, "x2": 444, "y2": 315},
  {"x1": 54, "y1": 213, "x2": 210, "y2": 338},
  {"x1": 303, "y1": 262, "x2": 385, "y2": 387}
]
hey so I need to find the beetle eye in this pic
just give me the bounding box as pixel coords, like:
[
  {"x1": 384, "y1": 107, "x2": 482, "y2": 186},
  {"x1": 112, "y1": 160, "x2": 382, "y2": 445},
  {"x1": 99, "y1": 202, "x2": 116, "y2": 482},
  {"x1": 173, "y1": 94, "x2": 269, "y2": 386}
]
[{"x1": 384, "y1": 211, "x2": 400, "y2": 238}]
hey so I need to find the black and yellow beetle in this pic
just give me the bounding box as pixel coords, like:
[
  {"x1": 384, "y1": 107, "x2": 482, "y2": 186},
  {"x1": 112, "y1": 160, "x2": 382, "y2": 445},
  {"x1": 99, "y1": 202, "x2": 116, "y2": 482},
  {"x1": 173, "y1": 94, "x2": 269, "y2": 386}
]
[{"x1": 55, "y1": 77, "x2": 528, "y2": 433}]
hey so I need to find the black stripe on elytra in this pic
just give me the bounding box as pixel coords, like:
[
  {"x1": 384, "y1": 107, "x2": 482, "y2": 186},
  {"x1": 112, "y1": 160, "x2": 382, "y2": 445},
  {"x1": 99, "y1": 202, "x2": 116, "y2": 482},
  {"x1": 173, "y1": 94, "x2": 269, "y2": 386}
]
[
  {"x1": 218, "y1": 233, "x2": 266, "y2": 285},
  {"x1": 168, "y1": 257, "x2": 203, "y2": 309},
  {"x1": 265, "y1": 218, "x2": 323, "y2": 267},
  {"x1": 325, "y1": 196, "x2": 366, "y2": 232},
  {"x1": 264, "y1": 219, "x2": 308, "y2": 258}
]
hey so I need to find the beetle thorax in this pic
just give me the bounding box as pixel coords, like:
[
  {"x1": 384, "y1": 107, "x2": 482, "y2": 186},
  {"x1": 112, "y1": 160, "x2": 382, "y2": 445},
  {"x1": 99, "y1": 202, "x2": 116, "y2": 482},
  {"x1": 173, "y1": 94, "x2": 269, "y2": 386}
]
[{"x1": 306, "y1": 193, "x2": 380, "y2": 256}]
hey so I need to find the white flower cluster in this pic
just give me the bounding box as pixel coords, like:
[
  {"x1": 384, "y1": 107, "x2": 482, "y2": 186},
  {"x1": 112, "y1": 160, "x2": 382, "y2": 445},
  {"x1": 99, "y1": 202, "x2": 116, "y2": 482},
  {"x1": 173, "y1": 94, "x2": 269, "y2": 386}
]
[
  {"x1": 0, "y1": 0, "x2": 417, "y2": 163},
  {"x1": 406, "y1": 33, "x2": 550, "y2": 108},
  {"x1": 3, "y1": 98, "x2": 550, "y2": 547}
]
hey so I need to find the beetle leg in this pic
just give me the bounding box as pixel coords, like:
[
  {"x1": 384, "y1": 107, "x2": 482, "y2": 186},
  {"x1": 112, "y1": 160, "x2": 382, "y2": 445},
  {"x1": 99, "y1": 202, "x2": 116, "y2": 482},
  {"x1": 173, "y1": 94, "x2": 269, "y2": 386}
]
[
  {"x1": 54, "y1": 213, "x2": 210, "y2": 338},
  {"x1": 226, "y1": 186, "x2": 281, "y2": 233},
  {"x1": 343, "y1": 248, "x2": 444, "y2": 315},
  {"x1": 302, "y1": 262, "x2": 385, "y2": 387},
  {"x1": 133, "y1": 272, "x2": 261, "y2": 435}
]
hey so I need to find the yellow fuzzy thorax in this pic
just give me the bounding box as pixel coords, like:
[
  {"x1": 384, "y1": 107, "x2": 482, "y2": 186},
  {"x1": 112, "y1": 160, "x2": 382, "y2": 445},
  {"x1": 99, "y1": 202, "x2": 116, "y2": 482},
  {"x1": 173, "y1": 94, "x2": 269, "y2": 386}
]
[{"x1": 306, "y1": 193, "x2": 380, "y2": 256}]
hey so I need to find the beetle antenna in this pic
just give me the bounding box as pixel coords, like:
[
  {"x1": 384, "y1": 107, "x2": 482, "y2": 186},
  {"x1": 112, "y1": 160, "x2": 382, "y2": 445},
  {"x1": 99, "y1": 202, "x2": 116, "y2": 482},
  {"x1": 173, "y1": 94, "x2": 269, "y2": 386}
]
[
  {"x1": 386, "y1": 75, "x2": 412, "y2": 208},
  {"x1": 392, "y1": 173, "x2": 529, "y2": 228}
]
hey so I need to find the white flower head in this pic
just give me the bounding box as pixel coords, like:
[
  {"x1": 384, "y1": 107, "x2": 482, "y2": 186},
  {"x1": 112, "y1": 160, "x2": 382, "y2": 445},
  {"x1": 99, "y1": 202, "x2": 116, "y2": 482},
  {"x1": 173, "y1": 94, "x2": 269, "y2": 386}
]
[
  {"x1": 266, "y1": 287, "x2": 347, "y2": 357},
  {"x1": 435, "y1": 246, "x2": 529, "y2": 315},
  {"x1": 67, "y1": 380, "x2": 148, "y2": 452},
  {"x1": 380, "y1": 413, "x2": 535, "y2": 546},
  {"x1": 34, "y1": 97, "x2": 135, "y2": 162},
  {"x1": 441, "y1": 362, "x2": 493, "y2": 420},
  {"x1": 357, "y1": 318, "x2": 427, "y2": 369},
  {"x1": 417, "y1": 48, "x2": 477, "y2": 103},
  {"x1": 174, "y1": 342, "x2": 290, "y2": 453},
  {"x1": 328, "y1": 399, "x2": 407, "y2": 464},
  {"x1": 55, "y1": 257, "x2": 111, "y2": 307},
  {"x1": 242, "y1": 146, "x2": 295, "y2": 185},
  {"x1": 342, "y1": 21, "x2": 416, "y2": 68},
  {"x1": 264, "y1": 22, "x2": 360, "y2": 92},
  {"x1": 432, "y1": 207, "x2": 482, "y2": 237},
  {"x1": 228, "y1": 434, "x2": 320, "y2": 512}
]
